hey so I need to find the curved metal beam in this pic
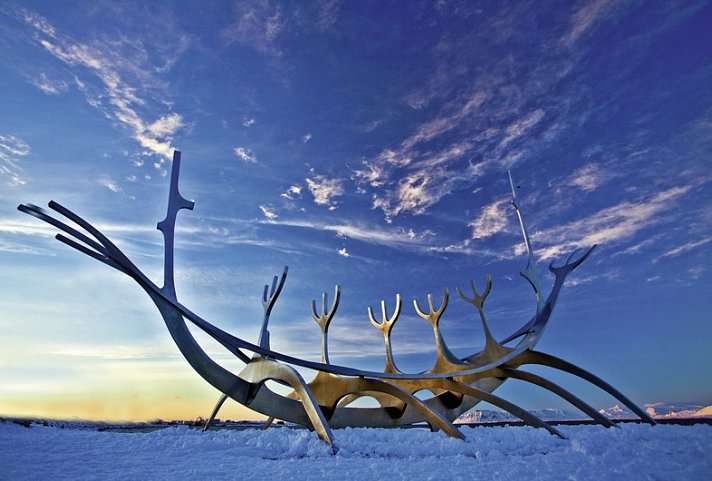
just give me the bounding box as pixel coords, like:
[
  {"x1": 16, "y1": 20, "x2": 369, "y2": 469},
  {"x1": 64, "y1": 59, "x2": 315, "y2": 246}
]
[{"x1": 514, "y1": 350, "x2": 655, "y2": 425}]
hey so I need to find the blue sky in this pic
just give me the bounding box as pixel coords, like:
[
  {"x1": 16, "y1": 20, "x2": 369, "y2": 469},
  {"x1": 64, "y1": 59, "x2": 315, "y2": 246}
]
[{"x1": 1, "y1": 0, "x2": 710, "y2": 421}]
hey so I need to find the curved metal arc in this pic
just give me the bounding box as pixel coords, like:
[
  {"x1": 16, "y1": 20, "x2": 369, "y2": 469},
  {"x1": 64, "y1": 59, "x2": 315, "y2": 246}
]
[
  {"x1": 55, "y1": 233, "x2": 122, "y2": 271},
  {"x1": 549, "y1": 245, "x2": 598, "y2": 277},
  {"x1": 203, "y1": 393, "x2": 229, "y2": 431},
  {"x1": 18, "y1": 203, "x2": 105, "y2": 255},
  {"x1": 239, "y1": 359, "x2": 335, "y2": 446},
  {"x1": 493, "y1": 367, "x2": 616, "y2": 428},
  {"x1": 347, "y1": 378, "x2": 464, "y2": 440},
  {"x1": 500, "y1": 245, "x2": 597, "y2": 346},
  {"x1": 514, "y1": 350, "x2": 655, "y2": 425},
  {"x1": 439, "y1": 378, "x2": 564, "y2": 438}
]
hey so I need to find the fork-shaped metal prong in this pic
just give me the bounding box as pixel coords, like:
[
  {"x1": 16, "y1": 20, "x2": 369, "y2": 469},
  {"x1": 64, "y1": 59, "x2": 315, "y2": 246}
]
[
  {"x1": 456, "y1": 275, "x2": 508, "y2": 358},
  {"x1": 258, "y1": 266, "x2": 289, "y2": 351},
  {"x1": 368, "y1": 294, "x2": 402, "y2": 373},
  {"x1": 414, "y1": 289, "x2": 463, "y2": 370},
  {"x1": 456, "y1": 275, "x2": 495, "y2": 339},
  {"x1": 311, "y1": 285, "x2": 340, "y2": 364}
]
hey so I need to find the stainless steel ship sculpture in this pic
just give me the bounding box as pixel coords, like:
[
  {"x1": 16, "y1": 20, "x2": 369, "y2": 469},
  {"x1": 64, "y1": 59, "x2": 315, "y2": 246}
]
[{"x1": 19, "y1": 151, "x2": 654, "y2": 448}]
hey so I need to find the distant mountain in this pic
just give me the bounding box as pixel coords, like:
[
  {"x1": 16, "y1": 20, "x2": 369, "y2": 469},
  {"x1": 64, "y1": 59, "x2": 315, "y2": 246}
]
[
  {"x1": 643, "y1": 402, "x2": 712, "y2": 419},
  {"x1": 456, "y1": 402, "x2": 712, "y2": 424},
  {"x1": 455, "y1": 408, "x2": 578, "y2": 424},
  {"x1": 599, "y1": 402, "x2": 712, "y2": 419}
]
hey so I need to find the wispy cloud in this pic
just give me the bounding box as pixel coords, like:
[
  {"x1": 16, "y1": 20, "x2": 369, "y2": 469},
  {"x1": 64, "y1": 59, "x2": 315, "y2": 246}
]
[
  {"x1": 16, "y1": 9, "x2": 187, "y2": 159},
  {"x1": 259, "y1": 204, "x2": 278, "y2": 221},
  {"x1": 281, "y1": 184, "x2": 302, "y2": 200},
  {"x1": 352, "y1": 69, "x2": 560, "y2": 221},
  {"x1": 222, "y1": 1, "x2": 285, "y2": 58},
  {"x1": 530, "y1": 186, "x2": 693, "y2": 259},
  {"x1": 0, "y1": 134, "x2": 30, "y2": 186},
  {"x1": 314, "y1": 0, "x2": 341, "y2": 31},
  {"x1": 562, "y1": 0, "x2": 617, "y2": 47},
  {"x1": 98, "y1": 176, "x2": 122, "y2": 193},
  {"x1": 221, "y1": 1, "x2": 342, "y2": 58},
  {"x1": 655, "y1": 236, "x2": 712, "y2": 261},
  {"x1": 469, "y1": 198, "x2": 510, "y2": 240},
  {"x1": 234, "y1": 147, "x2": 258, "y2": 163},
  {"x1": 31, "y1": 71, "x2": 68, "y2": 94},
  {"x1": 337, "y1": 247, "x2": 349, "y2": 258},
  {"x1": 567, "y1": 162, "x2": 611, "y2": 192},
  {"x1": 261, "y1": 217, "x2": 436, "y2": 252},
  {"x1": 350, "y1": 2, "x2": 639, "y2": 222},
  {"x1": 306, "y1": 172, "x2": 343, "y2": 210}
]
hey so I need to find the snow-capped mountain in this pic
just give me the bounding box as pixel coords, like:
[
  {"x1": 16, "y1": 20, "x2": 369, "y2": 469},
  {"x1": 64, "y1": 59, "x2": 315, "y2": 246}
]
[
  {"x1": 455, "y1": 408, "x2": 578, "y2": 424},
  {"x1": 599, "y1": 402, "x2": 712, "y2": 419},
  {"x1": 457, "y1": 402, "x2": 712, "y2": 424}
]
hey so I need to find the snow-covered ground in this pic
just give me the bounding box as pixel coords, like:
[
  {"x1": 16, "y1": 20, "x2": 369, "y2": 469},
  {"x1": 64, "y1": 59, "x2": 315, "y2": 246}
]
[{"x1": 2, "y1": 421, "x2": 710, "y2": 480}]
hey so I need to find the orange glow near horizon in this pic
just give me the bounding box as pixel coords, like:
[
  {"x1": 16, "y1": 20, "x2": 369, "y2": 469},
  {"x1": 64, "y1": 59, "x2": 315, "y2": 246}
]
[{"x1": 0, "y1": 385, "x2": 265, "y2": 423}]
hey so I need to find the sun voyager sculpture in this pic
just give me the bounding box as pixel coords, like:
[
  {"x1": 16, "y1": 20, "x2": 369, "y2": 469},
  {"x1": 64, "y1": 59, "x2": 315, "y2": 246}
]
[{"x1": 19, "y1": 151, "x2": 654, "y2": 449}]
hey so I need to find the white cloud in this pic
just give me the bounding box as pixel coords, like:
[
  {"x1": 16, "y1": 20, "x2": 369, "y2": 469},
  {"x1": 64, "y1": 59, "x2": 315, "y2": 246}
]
[
  {"x1": 371, "y1": 162, "x2": 483, "y2": 222},
  {"x1": 352, "y1": 161, "x2": 387, "y2": 189},
  {"x1": 259, "y1": 204, "x2": 278, "y2": 221},
  {"x1": 242, "y1": 117, "x2": 256, "y2": 127},
  {"x1": 0, "y1": 134, "x2": 31, "y2": 186},
  {"x1": 98, "y1": 176, "x2": 122, "y2": 193},
  {"x1": 73, "y1": 75, "x2": 85, "y2": 90},
  {"x1": 234, "y1": 147, "x2": 257, "y2": 163},
  {"x1": 281, "y1": 184, "x2": 302, "y2": 200},
  {"x1": 306, "y1": 173, "x2": 344, "y2": 210},
  {"x1": 337, "y1": 247, "x2": 349, "y2": 258},
  {"x1": 470, "y1": 198, "x2": 510, "y2": 240},
  {"x1": 146, "y1": 113, "x2": 184, "y2": 138}
]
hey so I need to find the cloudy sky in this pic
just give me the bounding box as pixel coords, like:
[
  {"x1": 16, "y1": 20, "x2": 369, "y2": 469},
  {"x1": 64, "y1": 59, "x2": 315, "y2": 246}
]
[{"x1": 1, "y1": 1, "x2": 710, "y2": 422}]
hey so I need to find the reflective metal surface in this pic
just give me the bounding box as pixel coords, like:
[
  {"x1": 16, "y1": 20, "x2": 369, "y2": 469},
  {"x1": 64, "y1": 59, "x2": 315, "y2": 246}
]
[{"x1": 18, "y1": 150, "x2": 655, "y2": 448}]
